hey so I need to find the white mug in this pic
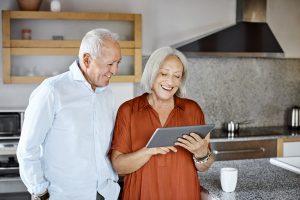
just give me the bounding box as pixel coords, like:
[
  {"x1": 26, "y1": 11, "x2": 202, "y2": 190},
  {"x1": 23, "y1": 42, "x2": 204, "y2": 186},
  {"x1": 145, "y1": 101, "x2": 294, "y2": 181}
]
[{"x1": 220, "y1": 167, "x2": 238, "y2": 192}]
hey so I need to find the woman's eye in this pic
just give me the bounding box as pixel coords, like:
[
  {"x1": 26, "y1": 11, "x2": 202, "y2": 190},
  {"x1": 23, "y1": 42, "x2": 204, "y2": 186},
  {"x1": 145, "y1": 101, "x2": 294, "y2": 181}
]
[{"x1": 161, "y1": 73, "x2": 167, "y2": 76}]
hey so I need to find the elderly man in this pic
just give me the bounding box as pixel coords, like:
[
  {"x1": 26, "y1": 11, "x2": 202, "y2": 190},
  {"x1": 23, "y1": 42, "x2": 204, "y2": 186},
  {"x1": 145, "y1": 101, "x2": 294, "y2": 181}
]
[{"x1": 17, "y1": 28, "x2": 122, "y2": 200}]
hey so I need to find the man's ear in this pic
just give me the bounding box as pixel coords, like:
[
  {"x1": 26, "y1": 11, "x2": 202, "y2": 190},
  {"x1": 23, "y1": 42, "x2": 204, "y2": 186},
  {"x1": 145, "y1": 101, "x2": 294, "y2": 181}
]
[{"x1": 83, "y1": 53, "x2": 90, "y2": 68}]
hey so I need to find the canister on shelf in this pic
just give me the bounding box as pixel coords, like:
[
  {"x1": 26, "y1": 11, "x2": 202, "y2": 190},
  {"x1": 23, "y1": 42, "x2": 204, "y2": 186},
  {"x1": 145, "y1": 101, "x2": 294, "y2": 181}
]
[
  {"x1": 21, "y1": 29, "x2": 32, "y2": 40},
  {"x1": 50, "y1": 0, "x2": 61, "y2": 12},
  {"x1": 52, "y1": 35, "x2": 64, "y2": 40}
]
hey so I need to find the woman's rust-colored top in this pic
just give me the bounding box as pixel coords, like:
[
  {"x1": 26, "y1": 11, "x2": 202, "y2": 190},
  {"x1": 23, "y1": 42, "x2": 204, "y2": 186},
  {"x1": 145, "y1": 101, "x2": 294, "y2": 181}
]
[{"x1": 111, "y1": 93, "x2": 205, "y2": 200}]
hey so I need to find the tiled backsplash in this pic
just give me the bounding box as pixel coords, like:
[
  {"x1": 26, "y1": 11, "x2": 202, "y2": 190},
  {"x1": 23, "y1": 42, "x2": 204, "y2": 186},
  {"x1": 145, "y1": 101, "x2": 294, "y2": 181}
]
[{"x1": 135, "y1": 57, "x2": 300, "y2": 128}]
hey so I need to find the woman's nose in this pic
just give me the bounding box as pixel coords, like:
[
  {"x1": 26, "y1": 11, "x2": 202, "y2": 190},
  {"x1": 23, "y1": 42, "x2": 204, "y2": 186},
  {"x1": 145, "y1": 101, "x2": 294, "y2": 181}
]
[{"x1": 165, "y1": 75, "x2": 175, "y2": 84}]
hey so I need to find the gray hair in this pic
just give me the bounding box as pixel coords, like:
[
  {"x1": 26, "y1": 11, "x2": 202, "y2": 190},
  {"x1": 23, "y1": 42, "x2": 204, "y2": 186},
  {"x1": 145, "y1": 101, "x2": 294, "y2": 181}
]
[
  {"x1": 140, "y1": 47, "x2": 188, "y2": 97},
  {"x1": 78, "y1": 28, "x2": 119, "y2": 62}
]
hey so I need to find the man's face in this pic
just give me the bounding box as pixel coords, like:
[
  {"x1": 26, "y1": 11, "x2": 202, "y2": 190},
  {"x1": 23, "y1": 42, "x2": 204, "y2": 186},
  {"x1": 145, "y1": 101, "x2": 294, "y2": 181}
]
[{"x1": 83, "y1": 39, "x2": 121, "y2": 88}]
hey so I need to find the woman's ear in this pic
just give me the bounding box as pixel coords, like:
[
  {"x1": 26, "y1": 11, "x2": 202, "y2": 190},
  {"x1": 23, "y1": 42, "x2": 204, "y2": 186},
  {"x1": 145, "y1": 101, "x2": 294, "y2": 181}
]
[{"x1": 83, "y1": 53, "x2": 90, "y2": 68}]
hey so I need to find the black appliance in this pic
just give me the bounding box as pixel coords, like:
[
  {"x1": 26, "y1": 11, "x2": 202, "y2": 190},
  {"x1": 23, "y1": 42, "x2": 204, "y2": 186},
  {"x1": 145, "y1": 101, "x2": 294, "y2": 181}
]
[
  {"x1": 0, "y1": 109, "x2": 28, "y2": 196},
  {"x1": 0, "y1": 112, "x2": 23, "y2": 136},
  {"x1": 176, "y1": 0, "x2": 284, "y2": 58}
]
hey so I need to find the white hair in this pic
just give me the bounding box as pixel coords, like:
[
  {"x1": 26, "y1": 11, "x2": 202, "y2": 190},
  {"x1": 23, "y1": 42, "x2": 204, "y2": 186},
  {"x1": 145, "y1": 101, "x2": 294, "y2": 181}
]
[
  {"x1": 140, "y1": 47, "x2": 189, "y2": 97},
  {"x1": 78, "y1": 28, "x2": 119, "y2": 62}
]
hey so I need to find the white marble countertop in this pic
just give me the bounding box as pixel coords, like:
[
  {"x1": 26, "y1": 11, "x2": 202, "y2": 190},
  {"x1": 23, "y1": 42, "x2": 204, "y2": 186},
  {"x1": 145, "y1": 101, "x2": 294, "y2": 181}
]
[
  {"x1": 0, "y1": 107, "x2": 25, "y2": 112},
  {"x1": 198, "y1": 158, "x2": 300, "y2": 200}
]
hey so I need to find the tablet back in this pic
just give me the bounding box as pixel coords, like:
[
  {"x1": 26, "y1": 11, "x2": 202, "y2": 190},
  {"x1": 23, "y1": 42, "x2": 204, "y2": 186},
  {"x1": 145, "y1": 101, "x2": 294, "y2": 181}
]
[{"x1": 146, "y1": 124, "x2": 215, "y2": 148}]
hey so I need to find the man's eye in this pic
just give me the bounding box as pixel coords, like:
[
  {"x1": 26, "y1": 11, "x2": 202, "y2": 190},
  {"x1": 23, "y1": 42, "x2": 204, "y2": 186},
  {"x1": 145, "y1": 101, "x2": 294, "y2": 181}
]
[{"x1": 161, "y1": 73, "x2": 167, "y2": 76}]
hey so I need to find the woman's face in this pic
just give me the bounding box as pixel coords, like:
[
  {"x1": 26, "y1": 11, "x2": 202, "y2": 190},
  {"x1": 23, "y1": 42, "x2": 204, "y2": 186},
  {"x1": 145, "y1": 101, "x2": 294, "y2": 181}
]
[{"x1": 151, "y1": 55, "x2": 184, "y2": 101}]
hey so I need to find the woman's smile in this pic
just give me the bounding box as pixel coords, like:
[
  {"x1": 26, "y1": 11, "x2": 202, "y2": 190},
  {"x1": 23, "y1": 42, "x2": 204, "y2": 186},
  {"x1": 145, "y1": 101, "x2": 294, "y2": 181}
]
[{"x1": 161, "y1": 84, "x2": 173, "y2": 91}]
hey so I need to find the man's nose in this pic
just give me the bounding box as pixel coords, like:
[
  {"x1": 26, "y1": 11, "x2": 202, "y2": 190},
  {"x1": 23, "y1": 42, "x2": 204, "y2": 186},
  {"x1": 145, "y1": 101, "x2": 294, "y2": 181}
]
[{"x1": 110, "y1": 63, "x2": 118, "y2": 75}]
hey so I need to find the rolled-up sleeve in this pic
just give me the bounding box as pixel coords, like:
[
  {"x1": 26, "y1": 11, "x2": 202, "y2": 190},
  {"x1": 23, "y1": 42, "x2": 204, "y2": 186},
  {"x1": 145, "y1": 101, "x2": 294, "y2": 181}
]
[{"x1": 17, "y1": 81, "x2": 55, "y2": 194}]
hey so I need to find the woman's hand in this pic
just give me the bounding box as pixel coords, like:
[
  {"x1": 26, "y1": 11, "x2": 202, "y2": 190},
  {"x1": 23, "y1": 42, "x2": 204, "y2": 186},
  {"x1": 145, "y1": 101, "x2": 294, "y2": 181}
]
[
  {"x1": 111, "y1": 146, "x2": 177, "y2": 175},
  {"x1": 147, "y1": 146, "x2": 177, "y2": 155},
  {"x1": 175, "y1": 132, "x2": 214, "y2": 172},
  {"x1": 175, "y1": 132, "x2": 210, "y2": 158}
]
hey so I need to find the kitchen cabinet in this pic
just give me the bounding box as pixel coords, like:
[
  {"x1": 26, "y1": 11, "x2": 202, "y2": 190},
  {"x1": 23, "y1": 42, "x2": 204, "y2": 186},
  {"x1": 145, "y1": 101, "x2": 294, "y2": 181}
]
[
  {"x1": 277, "y1": 137, "x2": 300, "y2": 157},
  {"x1": 0, "y1": 192, "x2": 30, "y2": 200},
  {"x1": 2, "y1": 11, "x2": 142, "y2": 84},
  {"x1": 210, "y1": 139, "x2": 277, "y2": 161}
]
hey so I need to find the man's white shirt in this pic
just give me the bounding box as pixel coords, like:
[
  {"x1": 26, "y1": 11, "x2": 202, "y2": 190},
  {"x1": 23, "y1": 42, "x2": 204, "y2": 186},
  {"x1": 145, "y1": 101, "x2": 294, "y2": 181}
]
[{"x1": 17, "y1": 61, "x2": 120, "y2": 200}]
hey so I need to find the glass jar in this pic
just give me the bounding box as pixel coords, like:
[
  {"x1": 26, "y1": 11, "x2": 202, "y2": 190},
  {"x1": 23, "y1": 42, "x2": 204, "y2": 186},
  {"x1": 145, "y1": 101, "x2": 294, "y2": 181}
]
[
  {"x1": 50, "y1": 0, "x2": 61, "y2": 12},
  {"x1": 21, "y1": 29, "x2": 32, "y2": 40}
]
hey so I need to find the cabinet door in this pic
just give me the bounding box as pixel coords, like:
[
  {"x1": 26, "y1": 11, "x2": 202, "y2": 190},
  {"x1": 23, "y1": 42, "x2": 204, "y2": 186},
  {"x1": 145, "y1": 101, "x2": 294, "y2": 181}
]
[
  {"x1": 277, "y1": 138, "x2": 300, "y2": 157},
  {"x1": 211, "y1": 139, "x2": 277, "y2": 161}
]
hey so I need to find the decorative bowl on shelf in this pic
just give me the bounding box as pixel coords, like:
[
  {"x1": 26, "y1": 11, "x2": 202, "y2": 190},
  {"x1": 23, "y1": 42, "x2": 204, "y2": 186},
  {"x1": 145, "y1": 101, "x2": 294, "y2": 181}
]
[{"x1": 17, "y1": 0, "x2": 43, "y2": 11}]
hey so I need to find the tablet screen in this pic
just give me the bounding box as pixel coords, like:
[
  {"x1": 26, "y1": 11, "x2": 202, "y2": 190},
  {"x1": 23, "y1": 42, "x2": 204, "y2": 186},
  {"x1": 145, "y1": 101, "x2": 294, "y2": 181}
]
[{"x1": 146, "y1": 124, "x2": 215, "y2": 148}]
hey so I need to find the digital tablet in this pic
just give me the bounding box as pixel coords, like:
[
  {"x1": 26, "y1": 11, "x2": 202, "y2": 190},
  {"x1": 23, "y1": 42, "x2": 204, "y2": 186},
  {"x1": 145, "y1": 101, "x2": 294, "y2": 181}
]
[{"x1": 146, "y1": 124, "x2": 215, "y2": 148}]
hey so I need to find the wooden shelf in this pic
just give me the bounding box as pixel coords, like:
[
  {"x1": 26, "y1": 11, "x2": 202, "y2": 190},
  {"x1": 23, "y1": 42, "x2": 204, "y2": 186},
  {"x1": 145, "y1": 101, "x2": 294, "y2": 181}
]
[
  {"x1": 10, "y1": 75, "x2": 138, "y2": 84},
  {"x1": 8, "y1": 11, "x2": 137, "y2": 21},
  {"x1": 9, "y1": 40, "x2": 135, "y2": 48},
  {"x1": 2, "y1": 10, "x2": 142, "y2": 84}
]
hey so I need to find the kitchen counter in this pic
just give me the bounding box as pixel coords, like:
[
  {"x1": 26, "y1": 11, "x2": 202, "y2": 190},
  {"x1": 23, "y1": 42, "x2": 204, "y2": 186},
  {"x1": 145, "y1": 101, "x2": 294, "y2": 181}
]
[
  {"x1": 198, "y1": 158, "x2": 300, "y2": 200},
  {"x1": 211, "y1": 126, "x2": 300, "y2": 142}
]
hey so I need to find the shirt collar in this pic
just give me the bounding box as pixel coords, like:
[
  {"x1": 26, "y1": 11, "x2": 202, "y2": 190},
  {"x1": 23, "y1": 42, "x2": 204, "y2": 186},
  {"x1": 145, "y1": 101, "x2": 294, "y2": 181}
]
[
  {"x1": 138, "y1": 93, "x2": 185, "y2": 111},
  {"x1": 69, "y1": 59, "x2": 107, "y2": 93},
  {"x1": 69, "y1": 59, "x2": 86, "y2": 82}
]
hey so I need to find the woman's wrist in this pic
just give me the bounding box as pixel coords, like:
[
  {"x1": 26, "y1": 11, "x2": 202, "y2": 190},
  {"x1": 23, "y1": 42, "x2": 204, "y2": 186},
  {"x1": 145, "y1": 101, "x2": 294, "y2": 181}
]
[
  {"x1": 193, "y1": 148, "x2": 209, "y2": 159},
  {"x1": 193, "y1": 149, "x2": 211, "y2": 164}
]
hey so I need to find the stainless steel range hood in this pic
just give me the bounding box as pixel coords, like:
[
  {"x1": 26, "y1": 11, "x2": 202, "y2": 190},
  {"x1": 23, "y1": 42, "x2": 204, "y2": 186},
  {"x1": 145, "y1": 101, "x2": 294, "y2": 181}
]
[{"x1": 176, "y1": 0, "x2": 284, "y2": 58}]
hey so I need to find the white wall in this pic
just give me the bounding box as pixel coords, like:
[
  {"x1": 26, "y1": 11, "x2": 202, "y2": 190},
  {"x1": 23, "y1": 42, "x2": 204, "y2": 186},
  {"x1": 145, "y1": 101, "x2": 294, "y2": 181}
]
[
  {"x1": 0, "y1": 0, "x2": 235, "y2": 108},
  {"x1": 1, "y1": 0, "x2": 299, "y2": 108},
  {"x1": 2, "y1": 0, "x2": 298, "y2": 56},
  {"x1": 267, "y1": 0, "x2": 300, "y2": 58},
  {"x1": 1, "y1": 0, "x2": 236, "y2": 56}
]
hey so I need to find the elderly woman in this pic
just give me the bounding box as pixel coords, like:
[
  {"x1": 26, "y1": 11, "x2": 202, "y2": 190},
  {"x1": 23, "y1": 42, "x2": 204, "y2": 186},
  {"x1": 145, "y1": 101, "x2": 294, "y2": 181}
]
[{"x1": 111, "y1": 47, "x2": 214, "y2": 200}]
